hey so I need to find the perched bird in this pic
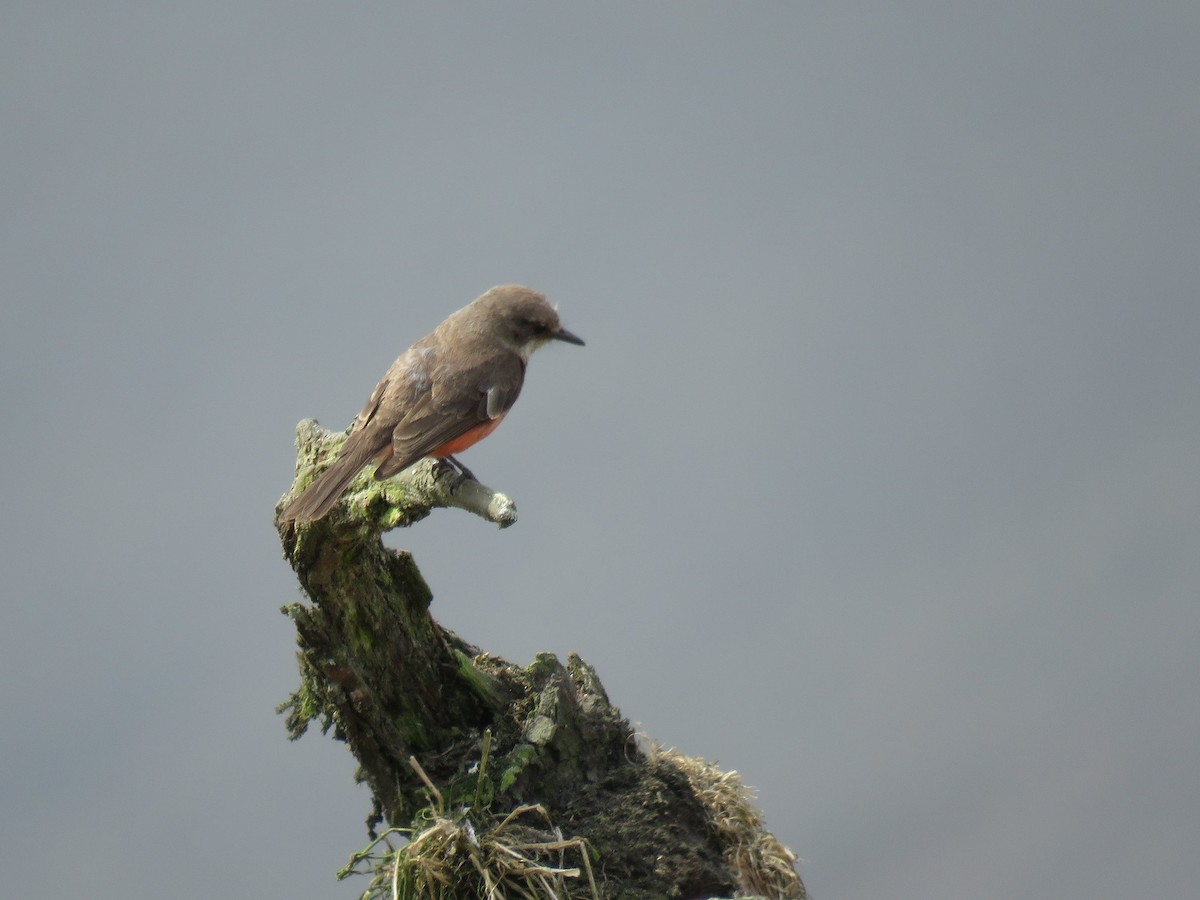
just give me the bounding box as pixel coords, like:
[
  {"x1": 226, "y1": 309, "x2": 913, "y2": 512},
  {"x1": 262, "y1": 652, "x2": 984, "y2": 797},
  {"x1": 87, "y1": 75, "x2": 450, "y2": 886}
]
[{"x1": 280, "y1": 284, "x2": 584, "y2": 524}]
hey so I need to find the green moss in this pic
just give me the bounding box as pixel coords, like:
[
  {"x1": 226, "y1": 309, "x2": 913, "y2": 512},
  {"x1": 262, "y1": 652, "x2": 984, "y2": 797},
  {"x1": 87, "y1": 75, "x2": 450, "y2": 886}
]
[
  {"x1": 497, "y1": 743, "x2": 538, "y2": 794},
  {"x1": 341, "y1": 602, "x2": 376, "y2": 654},
  {"x1": 452, "y1": 650, "x2": 507, "y2": 710}
]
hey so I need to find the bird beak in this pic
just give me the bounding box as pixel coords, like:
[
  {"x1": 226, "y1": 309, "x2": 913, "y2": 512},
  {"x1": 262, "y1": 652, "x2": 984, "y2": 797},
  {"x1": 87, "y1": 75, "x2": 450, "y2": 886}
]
[{"x1": 554, "y1": 326, "x2": 585, "y2": 346}]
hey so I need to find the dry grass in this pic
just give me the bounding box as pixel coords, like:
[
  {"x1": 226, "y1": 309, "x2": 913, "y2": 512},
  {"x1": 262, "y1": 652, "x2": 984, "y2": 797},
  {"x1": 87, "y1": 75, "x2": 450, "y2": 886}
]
[
  {"x1": 339, "y1": 755, "x2": 598, "y2": 900},
  {"x1": 653, "y1": 745, "x2": 806, "y2": 900}
]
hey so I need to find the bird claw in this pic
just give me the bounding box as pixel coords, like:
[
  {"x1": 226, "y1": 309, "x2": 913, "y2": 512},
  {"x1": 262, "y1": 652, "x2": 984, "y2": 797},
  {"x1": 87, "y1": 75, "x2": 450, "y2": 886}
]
[{"x1": 433, "y1": 455, "x2": 477, "y2": 484}]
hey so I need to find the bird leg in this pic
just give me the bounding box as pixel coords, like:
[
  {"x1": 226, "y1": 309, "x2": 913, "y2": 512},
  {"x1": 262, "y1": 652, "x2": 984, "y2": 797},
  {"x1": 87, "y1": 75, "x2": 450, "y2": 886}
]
[{"x1": 432, "y1": 455, "x2": 477, "y2": 483}]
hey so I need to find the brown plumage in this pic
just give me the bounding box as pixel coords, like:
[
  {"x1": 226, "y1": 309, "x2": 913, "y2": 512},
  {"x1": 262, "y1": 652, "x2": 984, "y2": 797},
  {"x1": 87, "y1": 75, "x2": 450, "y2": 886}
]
[{"x1": 280, "y1": 285, "x2": 583, "y2": 524}]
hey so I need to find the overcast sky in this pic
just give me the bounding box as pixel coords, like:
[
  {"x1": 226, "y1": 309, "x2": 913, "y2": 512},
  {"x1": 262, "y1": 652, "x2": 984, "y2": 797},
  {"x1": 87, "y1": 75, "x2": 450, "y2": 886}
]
[{"x1": 3, "y1": 4, "x2": 1198, "y2": 899}]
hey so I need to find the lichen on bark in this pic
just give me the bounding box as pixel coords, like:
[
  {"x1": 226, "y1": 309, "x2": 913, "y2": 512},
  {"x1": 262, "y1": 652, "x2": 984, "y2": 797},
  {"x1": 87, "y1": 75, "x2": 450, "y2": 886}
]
[{"x1": 276, "y1": 420, "x2": 806, "y2": 898}]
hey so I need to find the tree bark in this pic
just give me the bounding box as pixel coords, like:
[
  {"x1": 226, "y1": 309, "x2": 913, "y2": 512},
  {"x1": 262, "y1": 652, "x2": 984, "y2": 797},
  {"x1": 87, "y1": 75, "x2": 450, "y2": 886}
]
[{"x1": 276, "y1": 420, "x2": 806, "y2": 899}]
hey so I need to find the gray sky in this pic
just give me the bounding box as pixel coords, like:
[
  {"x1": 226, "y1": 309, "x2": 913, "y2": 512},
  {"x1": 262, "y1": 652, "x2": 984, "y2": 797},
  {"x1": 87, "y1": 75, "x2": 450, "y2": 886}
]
[{"x1": 3, "y1": 3, "x2": 1198, "y2": 898}]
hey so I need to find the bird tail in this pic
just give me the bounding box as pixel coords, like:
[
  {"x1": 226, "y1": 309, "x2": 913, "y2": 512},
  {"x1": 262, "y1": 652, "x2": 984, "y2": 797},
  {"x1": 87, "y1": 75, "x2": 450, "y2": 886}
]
[{"x1": 278, "y1": 437, "x2": 387, "y2": 524}]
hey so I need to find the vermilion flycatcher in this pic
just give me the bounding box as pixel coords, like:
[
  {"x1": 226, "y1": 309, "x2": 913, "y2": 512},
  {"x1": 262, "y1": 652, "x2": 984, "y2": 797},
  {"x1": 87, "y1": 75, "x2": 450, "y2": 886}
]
[{"x1": 280, "y1": 285, "x2": 584, "y2": 524}]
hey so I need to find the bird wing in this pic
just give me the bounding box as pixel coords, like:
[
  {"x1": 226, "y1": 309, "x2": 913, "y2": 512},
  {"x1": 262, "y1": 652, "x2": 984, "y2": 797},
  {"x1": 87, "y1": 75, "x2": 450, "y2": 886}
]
[{"x1": 372, "y1": 349, "x2": 526, "y2": 479}]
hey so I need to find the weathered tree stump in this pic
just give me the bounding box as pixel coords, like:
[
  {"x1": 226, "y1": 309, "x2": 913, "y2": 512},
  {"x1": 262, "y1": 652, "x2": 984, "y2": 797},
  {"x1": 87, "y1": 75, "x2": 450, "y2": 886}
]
[{"x1": 276, "y1": 419, "x2": 806, "y2": 899}]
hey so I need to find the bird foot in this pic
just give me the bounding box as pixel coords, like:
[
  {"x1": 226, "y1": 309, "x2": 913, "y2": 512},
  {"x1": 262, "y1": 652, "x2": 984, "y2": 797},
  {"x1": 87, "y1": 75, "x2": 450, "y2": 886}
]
[{"x1": 432, "y1": 455, "x2": 478, "y2": 484}]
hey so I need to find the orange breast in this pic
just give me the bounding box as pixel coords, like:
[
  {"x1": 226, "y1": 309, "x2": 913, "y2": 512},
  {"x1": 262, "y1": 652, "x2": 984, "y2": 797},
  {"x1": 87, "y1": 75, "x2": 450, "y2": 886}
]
[{"x1": 430, "y1": 415, "x2": 505, "y2": 456}]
